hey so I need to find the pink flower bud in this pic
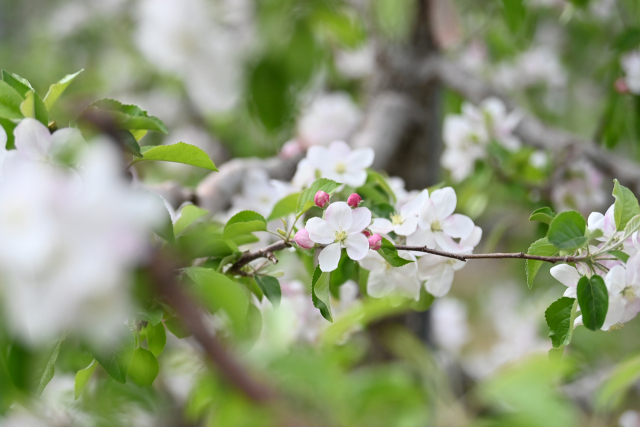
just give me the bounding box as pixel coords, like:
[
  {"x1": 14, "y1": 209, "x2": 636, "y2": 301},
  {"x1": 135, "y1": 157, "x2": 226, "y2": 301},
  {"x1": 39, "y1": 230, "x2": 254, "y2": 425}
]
[
  {"x1": 347, "y1": 193, "x2": 362, "y2": 208},
  {"x1": 615, "y1": 78, "x2": 630, "y2": 94},
  {"x1": 362, "y1": 229, "x2": 372, "y2": 237},
  {"x1": 314, "y1": 190, "x2": 330, "y2": 208},
  {"x1": 294, "y1": 229, "x2": 315, "y2": 249},
  {"x1": 280, "y1": 140, "x2": 304, "y2": 159},
  {"x1": 368, "y1": 233, "x2": 382, "y2": 251}
]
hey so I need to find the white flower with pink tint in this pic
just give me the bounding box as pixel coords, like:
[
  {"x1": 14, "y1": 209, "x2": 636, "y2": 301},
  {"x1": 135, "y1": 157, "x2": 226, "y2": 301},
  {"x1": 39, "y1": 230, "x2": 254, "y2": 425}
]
[
  {"x1": 408, "y1": 187, "x2": 477, "y2": 253},
  {"x1": 622, "y1": 50, "x2": 640, "y2": 95},
  {"x1": 370, "y1": 190, "x2": 429, "y2": 236},
  {"x1": 11, "y1": 118, "x2": 85, "y2": 166},
  {"x1": 441, "y1": 115, "x2": 487, "y2": 183},
  {"x1": 292, "y1": 141, "x2": 374, "y2": 189},
  {"x1": 305, "y1": 202, "x2": 371, "y2": 272},
  {"x1": 297, "y1": 92, "x2": 362, "y2": 148},
  {"x1": 550, "y1": 264, "x2": 582, "y2": 299},
  {"x1": 359, "y1": 250, "x2": 420, "y2": 300},
  {"x1": 463, "y1": 97, "x2": 522, "y2": 151}
]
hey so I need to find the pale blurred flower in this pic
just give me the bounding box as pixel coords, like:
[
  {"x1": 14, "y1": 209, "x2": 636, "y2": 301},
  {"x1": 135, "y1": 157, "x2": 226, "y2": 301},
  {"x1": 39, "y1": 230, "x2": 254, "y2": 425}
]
[
  {"x1": 228, "y1": 169, "x2": 295, "y2": 218},
  {"x1": 297, "y1": 93, "x2": 362, "y2": 148},
  {"x1": 359, "y1": 250, "x2": 420, "y2": 300},
  {"x1": 529, "y1": 151, "x2": 548, "y2": 169},
  {"x1": 334, "y1": 44, "x2": 375, "y2": 79},
  {"x1": 494, "y1": 46, "x2": 567, "y2": 90},
  {"x1": 431, "y1": 298, "x2": 469, "y2": 354},
  {"x1": 622, "y1": 50, "x2": 640, "y2": 95},
  {"x1": 370, "y1": 190, "x2": 429, "y2": 236},
  {"x1": 0, "y1": 413, "x2": 51, "y2": 427},
  {"x1": 620, "y1": 410, "x2": 640, "y2": 427},
  {"x1": 551, "y1": 159, "x2": 606, "y2": 215}
]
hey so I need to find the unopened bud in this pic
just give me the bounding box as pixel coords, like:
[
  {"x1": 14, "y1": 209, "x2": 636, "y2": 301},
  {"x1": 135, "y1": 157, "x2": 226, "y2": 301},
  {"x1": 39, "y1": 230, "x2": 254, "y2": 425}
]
[
  {"x1": 294, "y1": 229, "x2": 315, "y2": 249},
  {"x1": 368, "y1": 233, "x2": 382, "y2": 251},
  {"x1": 615, "y1": 77, "x2": 630, "y2": 94},
  {"x1": 363, "y1": 229, "x2": 372, "y2": 237},
  {"x1": 276, "y1": 228, "x2": 287, "y2": 237},
  {"x1": 314, "y1": 190, "x2": 330, "y2": 208},
  {"x1": 347, "y1": 193, "x2": 362, "y2": 208}
]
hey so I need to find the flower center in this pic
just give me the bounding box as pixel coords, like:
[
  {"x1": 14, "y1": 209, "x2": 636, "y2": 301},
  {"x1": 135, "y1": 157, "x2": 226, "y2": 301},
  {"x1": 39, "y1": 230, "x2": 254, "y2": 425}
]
[
  {"x1": 390, "y1": 213, "x2": 404, "y2": 226},
  {"x1": 335, "y1": 162, "x2": 347, "y2": 174},
  {"x1": 622, "y1": 286, "x2": 636, "y2": 301},
  {"x1": 431, "y1": 220, "x2": 442, "y2": 232},
  {"x1": 334, "y1": 229, "x2": 348, "y2": 243}
]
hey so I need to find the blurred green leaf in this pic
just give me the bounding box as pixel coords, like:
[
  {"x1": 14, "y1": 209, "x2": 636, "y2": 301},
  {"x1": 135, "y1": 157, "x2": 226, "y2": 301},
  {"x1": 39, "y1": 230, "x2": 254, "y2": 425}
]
[
  {"x1": 367, "y1": 170, "x2": 396, "y2": 204},
  {"x1": 138, "y1": 306, "x2": 164, "y2": 326},
  {"x1": 91, "y1": 331, "x2": 135, "y2": 384},
  {"x1": 548, "y1": 210, "x2": 587, "y2": 251},
  {"x1": 529, "y1": 207, "x2": 556, "y2": 224},
  {"x1": 1, "y1": 71, "x2": 33, "y2": 97},
  {"x1": 0, "y1": 118, "x2": 17, "y2": 149},
  {"x1": 127, "y1": 348, "x2": 159, "y2": 387},
  {"x1": 613, "y1": 179, "x2": 640, "y2": 230},
  {"x1": 313, "y1": 8, "x2": 366, "y2": 48},
  {"x1": 566, "y1": 0, "x2": 591, "y2": 7},
  {"x1": 526, "y1": 238, "x2": 558, "y2": 289},
  {"x1": 597, "y1": 353, "x2": 640, "y2": 410},
  {"x1": 20, "y1": 90, "x2": 48, "y2": 126},
  {"x1": 312, "y1": 265, "x2": 333, "y2": 322},
  {"x1": 501, "y1": 0, "x2": 526, "y2": 34},
  {"x1": 0, "y1": 80, "x2": 25, "y2": 120},
  {"x1": 132, "y1": 143, "x2": 218, "y2": 171},
  {"x1": 223, "y1": 210, "x2": 267, "y2": 239},
  {"x1": 36, "y1": 334, "x2": 65, "y2": 395},
  {"x1": 296, "y1": 178, "x2": 341, "y2": 214},
  {"x1": 74, "y1": 359, "x2": 97, "y2": 400},
  {"x1": 577, "y1": 275, "x2": 608, "y2": 331},
  {"x1": 248, "y1": 58, "x2": 291, "y2": 131},
  {"x1": 372, "y1": 0, "x2": 413, "y2": 41},
  {"x1": 268, "y1": 192, "x2": 300, "y2": 221},
  {"x1": 146, "y1": 323, "x2": 166, "y2": 357},
  {"x1": 173, "y1": 205, "x2": 209, "y2": 237},
  {"x1": 255, "y1": 276, "x2": 281, "y2": 307},
  {"x1": 43, "y1": 69, "x2": 83, "y2": 111},
  {"x1": 87, "y1": 98, "x2": 168, "y2": 135},
  {"x1": 378, "y1": 237, "x2": 413, "y2": 267},
  {"x1": 545, "y1": 297, "x2": 576, "y2": 348}
]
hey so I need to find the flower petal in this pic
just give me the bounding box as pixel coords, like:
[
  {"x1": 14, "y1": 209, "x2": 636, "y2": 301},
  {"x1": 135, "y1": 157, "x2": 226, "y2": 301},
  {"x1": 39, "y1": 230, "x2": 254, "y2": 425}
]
[
  {"x1": 425, "y1": 266, "x2": 454, "y2": 297},
  {"x1": 325, "y1": 202, "x2": 353, "y2": 231},
  {"x1": 416, "y1": 255, "x2": 445, "y2": 280},
  {"x1": 396, "y1": 251, "x2": 418, "y2": 275},
  {"x1": 395, "y1": 215, "x2": 418, "y2": 236},
  {"x1": 370, "y1": 218, "x2": 394, "y2": 234},
  {"x1": 406, "y1": 228, "x2": 436, "y2": 248},
  {"x1": 367, "y1": 271, "x2": 394, "y2": 298},
  {"x1": 602, "y1": 295, "x2": 626, "y2": 331},
  {"x1": 319, "y1": 243, "x2": 342, "y2": 272},
  {"x1": 348, "y1": 207, "x2": 371, "y2": 234},
  {"x1": 14, "y1": 118, "x2": 52, "y2": 160},
  {"x1": 328, "y1": 140, "x2": 352, "y2": 158},
  {"x1": 606, "y1": 265, "x2": 627, "y2": 294},
  {"x1": 305, "y1": 217, "x2": 335, "y2": 244},
  {"x1": 550, "y1": 264, "x2": 581, "y2": 288},
  {"x1": 430, "y1": 187, "x2": 457, "y2": 219},
  {"x1": 604, "y1": 204, "x2": 616, "y2": 235},
  {"x1": 418, "y1": 200, "x2": 437, "y2": 229},
  {"x1": 341, "y1": 169, "x2": 368, "y2": 188},
  {"x1": 359, "y1": 250, "x2": 385, "y2": 271},
  {"x1": 435, "y1": 232, "x2": 465, "y2": 253},
  {"x1": 563, "y1": 287, "x2": 577, "y2": 299},
  {"x1": 587, "y1": 212, "x2": 604, "y2": 233},
  {"x1": 460, "y1": 226, "x2": 482, "y2": 248},
  {"x1": 400, "y1": 189, "x2": 429, "y2": 216},
  {"x1": 347, "y1": 147, "x2": 374, "y2": 169},
  {"x1": 393, "y1": 274, "x2": 421, "y2": 300},
  {"x1": 442, "y1": 214, "x2": 474, "y2": 239},
  {"x1": 345, "y1": 232, "x2": 369, "y2": 261}
]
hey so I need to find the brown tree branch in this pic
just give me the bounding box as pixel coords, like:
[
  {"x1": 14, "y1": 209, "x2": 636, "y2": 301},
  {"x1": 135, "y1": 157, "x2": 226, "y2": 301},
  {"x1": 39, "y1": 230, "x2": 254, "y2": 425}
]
[{"x1": 228, "y1": 240, "x2": 292, "y2": 275}]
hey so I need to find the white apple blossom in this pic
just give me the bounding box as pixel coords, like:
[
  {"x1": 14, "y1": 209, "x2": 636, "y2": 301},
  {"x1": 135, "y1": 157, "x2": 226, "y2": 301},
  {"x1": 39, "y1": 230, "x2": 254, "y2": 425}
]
[
  {"x1": 550, "y1": 264, "x2": 582, "y2": 299},
  {"x1": 441, "y1": 115, "x2": 487, "y2": 183},
  {"x1": 600, "y1": 254, "x2": 640, "y2": 330},
  {"x1": 619, "y1": 410, "x2": 640, "y2": 427},
  {"x1": 358, "y1": 250, "x2": 420, "y2": 300},
  {"x1": 228, "y1": 169, "x2": 295, "y2": 219},
  {"x1": 463, "y1": 97, "x2": 522, "y2": 151},
  {"x1": 0, "y1": 138, "x2": 164, "y2": 346},
  {"x1": 292, "y1": 140, "x2": 374, "y2": 188},
  {"x1": 621, "y1": 50, "x2": 640, "y2": 95},
  {"x1": 297, "y1": 92, "x2": 362, "y2": 148},
  {"x1": 551, "y1": 159, "x2": 606, "y2": 215},
  {"x1": 10, "y1": 118, "x2": 85, "y2": 167},
  {"x1": 431, "y1": 297, "x2": 469, "y2": 355},
  {"x1": 370, "y1": 190, "x2": 428, "y2": 236},
  {"x1": 408, "y1": 187, "x2": 477, "y2": 252},
  {"x1": 305, "y1": 202, "x2": 371, "y2": 272},
  {"x1": 493, "y1": 46, "x2": 567, "y2": 90},
  {"x1": 334, "y1": 44, "x2": 375, "y2": 79}
]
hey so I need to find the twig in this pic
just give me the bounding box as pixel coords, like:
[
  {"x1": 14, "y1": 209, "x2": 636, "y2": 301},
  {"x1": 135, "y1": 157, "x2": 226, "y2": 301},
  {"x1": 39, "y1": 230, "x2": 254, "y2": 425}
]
[
  {"x1": 394, "y1": 245, "x2": 585, "y2": 264},
  {"x1": 228, "y1": 240, "x2": 292, "y2": 276}
]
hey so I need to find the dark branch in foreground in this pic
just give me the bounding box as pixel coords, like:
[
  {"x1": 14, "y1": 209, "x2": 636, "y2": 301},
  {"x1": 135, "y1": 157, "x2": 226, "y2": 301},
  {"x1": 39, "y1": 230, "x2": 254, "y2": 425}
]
[{"x1": 228, "y1": 240, "x2": 292, "y2": 275}]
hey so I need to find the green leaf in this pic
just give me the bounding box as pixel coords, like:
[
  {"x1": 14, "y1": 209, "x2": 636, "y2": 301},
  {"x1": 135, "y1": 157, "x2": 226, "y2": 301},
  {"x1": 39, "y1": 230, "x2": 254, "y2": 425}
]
[
  {"x1": 223, "y1": 210, "x2": 267, "y2": 239},
  {"x1": 87, "y1": 98, "x2": 168, "y2": 134},
  {"x1": 547, "y1": 210, "x2": 587, "y2": 251},
  {"x1": 36, "y1": 334, "x2": 65, "y2": 395},
  {"x1": 545, "y1": 297, "x2": 576, "y2": 348},
  {"x1": 127, "y1": 348, "x2": 159, "y2": 387},
  {"x1": 267, "y1": 193, "x2": 300, "y2": 221},
  {"x1": 174, "y1": 205, "x2": 209, "y2": 237},
  {"x1": 1, "y1": 71, "x2": 33, "y2": 97},
  {"x1": 529, "y1": 207, "x2": 556, "y2": 225},
  {"x1": 622, "y1": 214, "x2": 640, "y2": 241},
  {"x1": 118, "y1": 129, "x2": 143, "y2": 157},
  {"x1": 0, "y1": 80, "x2": 25, "y2": 120},
  {"x1": 377, "y1": 237, "x2": 413, "y2": 267},
  {"x1": 0, "y1": 118, "x2": 17, "y2": 149},
  {"x1": 613, "y1": 179, "x2": 640, "y2": 231},
  {"x1": 132, "y1": 143, "x2": 218, "y2": 171},
  {"x1": 20, "y1": 90, "x2": 48, "y2": 126},
  {"x1": 146, "y1": 323, "x2": 166, "y2": 357},
  {"x1": 90, "y1": 332, "x2": 135, "y2": 384},
  {"x1": 612, "y1": 28, "x2": 640, "y2": 51},
  {"x1": 74, "y1": 359, "x2": 97, "y2": 400},
  {"x1": 610, "y1": 250, "x2": 630, "y2": 263},
  {"x1": 183, "y1": 267, "x2": 249, "y2": 332},
  {"x1": 43, "y1": 69, "x2": 83, "y2": 111},
  {"x1": 138, "y1": 306, "x2": 164, "y2": 326},
  {"x1": 248, "y1": 58, "x2": 292, "y2": 131},
  {"x1": 525, "y1": 238, "x2": 558, "y2": 288},
  {"x1": 577, "y1": 275, "x2": 609, "y2": 331},
  {"x1": 597, "y1": 353, "x2": 640, "y2": 410},
  {"x1": 501, "y1": 0, "x2": 526, "y2": 34},
  {"x1": 164, "y1": 316, "x2": 191, "y2": 339},
  {"x1": 311, "y1": 265, "x2": 333, "y2": 322},
  {"x1": 254, "y1": 276, "x2": 282, "y2": 307},
  {"x1": 367, "y1": 170, "x2": 396, "y2": 204},
  {"x1": 296, "y1": 178, "x2": 342, "y2": 214}
]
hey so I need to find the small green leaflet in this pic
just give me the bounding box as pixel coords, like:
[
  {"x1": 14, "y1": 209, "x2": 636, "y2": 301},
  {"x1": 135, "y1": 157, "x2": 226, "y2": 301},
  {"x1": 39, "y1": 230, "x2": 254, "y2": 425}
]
[
  {"x1": 621, "y1": 214, "x2": 640, "y2": 242},
  {"x1": 525, "y1": 237, "x2": 558, "y2": 288},
  {"x1": 173, "y1": 204, "x2": 209, "y2": 237},
  {"x1": 74, "y1": 359, "x2": 97, "y2": 400},
  {"x1": 545, "y1": 297, "x2": 576, "y2": 348},
  {"x1": 127, "y1": 348, "x2": 159, "y2": 387},
  {"x1": 267, "y1": 192, "x2": 300, "y2": 221},
  {"x1": 311, "y1": 265, "x2": 333, "y2": 322},
  {"x1": 44, "y1": 69, "x2": 83, "y2": 111},
  {"x1": 36, "y1": 334, "x2": 66, "y2": 395},
  {"x1": 0, "y1": 80, "x2": 25, "y2": 120},
  {"x1": 529, "y1": 207, "x2": 556, "y2": 224},
  {"x1": 87, "y1": 98, "x2": 168, "y2": 135},
  {"x1": 577, "y1": 275, "x2": 609, "y2": 331},
  {"x1": 20, "y1": 90, "x2": 48, "y2": 126},
  {"x1": 223, "y1": 210, "x2": 267, "y2": 239},
  {"x1": 1, "y1": 71, "x2": 33, "y2": 97},
  {"x1": 367, "y1": 170, "x2": 397, "y2": 204},
  {"x1": 132, "y1": 143, "x2": 218, "y2": 171},
  {"x1": 90, "y1": 332, "x2": 135, "y2": 384},
  {"x1": 146, "y1": 323, "x2": 167, "y2": 357},
  {"x1": 378, "y1": 237, "x2": 413, "y2": 267},
  {"x1": 138, "y1": 305, "x2": 164, "y2": 326},
  {"x1": 296, "y1": 178, "x2": 341, "y2": 214},
  {"x1": 610, "y1": 250, "x2": 630, "y2": 263},
  {"x1": 613, "y1": 179, "x2": 640, "y2": 231},
  {"x1": 547, "y1": 210, "x2": 587, "y2": 251},
  {"x1": 255, "y1": 276, "x2": 282, "y2": 306}
]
